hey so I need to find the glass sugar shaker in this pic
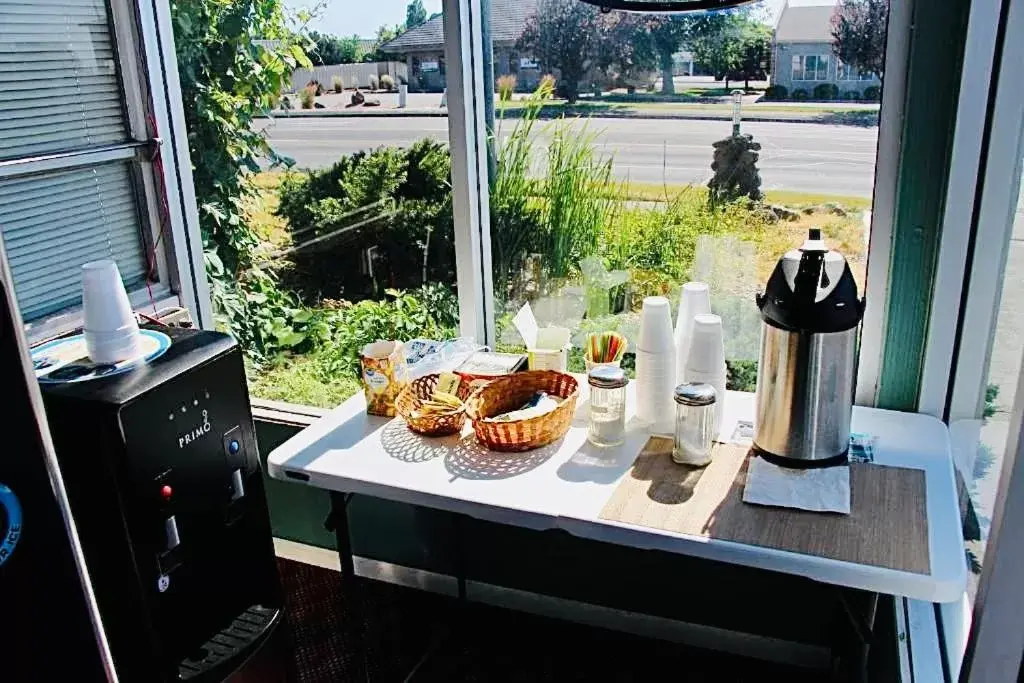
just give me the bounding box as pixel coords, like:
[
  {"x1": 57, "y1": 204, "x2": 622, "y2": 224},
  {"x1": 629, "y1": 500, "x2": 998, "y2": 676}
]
[
  {"x1": 587, "y1": 365, "x2": 628, "y2": 447},
  {"x1": 672, "y1": 383, "x2": 717, "y2": 466}
]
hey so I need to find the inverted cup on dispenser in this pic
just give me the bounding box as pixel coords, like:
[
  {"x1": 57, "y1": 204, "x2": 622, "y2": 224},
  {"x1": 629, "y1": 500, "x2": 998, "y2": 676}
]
[
  {"x1": 82, "y1": 260, "x2": 143, "y2": 364},
  {"x1": 674, "y1": 282, "x2": 711, "y2": 383}
]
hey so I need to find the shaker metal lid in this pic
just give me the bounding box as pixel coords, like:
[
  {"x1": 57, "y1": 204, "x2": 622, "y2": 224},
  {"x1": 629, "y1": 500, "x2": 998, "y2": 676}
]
[
  {"x1": 588, "y1": 365, "x2": 628, "y2": 389},
  {"x1": 674, "y1": 382, "x2": 717, "y2": 406}
]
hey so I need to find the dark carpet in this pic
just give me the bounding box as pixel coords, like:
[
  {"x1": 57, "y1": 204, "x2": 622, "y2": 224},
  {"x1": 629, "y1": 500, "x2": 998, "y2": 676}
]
[{"x1": 277, "y1": 557, "x2": 824, "y2": 682}]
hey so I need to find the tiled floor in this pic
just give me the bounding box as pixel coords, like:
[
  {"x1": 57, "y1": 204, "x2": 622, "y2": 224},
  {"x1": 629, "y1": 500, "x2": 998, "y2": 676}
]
[{"x1": 277, "y1": 557, "x2": 826, "y2": 682}]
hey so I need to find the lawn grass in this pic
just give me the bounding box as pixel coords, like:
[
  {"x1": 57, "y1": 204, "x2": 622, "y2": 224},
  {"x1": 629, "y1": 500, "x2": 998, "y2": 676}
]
[
  {"x1": 618, "y1": 181, "x2": 871, "y2": 209},
  {"x1": 247, "y1": 354, "x2": 361, "y2": 409}
]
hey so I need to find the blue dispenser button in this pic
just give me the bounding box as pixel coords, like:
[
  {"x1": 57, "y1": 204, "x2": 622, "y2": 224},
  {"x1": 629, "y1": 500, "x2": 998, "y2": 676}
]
[{"x1": 229, "y1": 440, "x2": 240, "y2": 455}]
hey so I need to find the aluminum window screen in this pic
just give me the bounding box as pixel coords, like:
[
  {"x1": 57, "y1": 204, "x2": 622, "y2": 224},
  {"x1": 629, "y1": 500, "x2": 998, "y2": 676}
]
[
  {"x1": 0, "y1": 0, "x2": 129, "y2": 161},
  {"x1": 0, "y1": 163, "x2": 148, "y2": 320}
]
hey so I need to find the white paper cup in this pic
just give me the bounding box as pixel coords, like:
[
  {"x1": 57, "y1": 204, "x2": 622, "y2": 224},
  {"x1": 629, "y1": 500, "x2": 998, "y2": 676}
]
[
  {"x1": 82, "y1": 260, "x2": 142, "y2": 364},
  {"x1": 635, "y1": 347, "x2": 676, "y2": 434},
  {"x1": 674, "y1": 282, "x2": 711, "y2": 383},
  {"x1": 685, "y1": 313, "x2": 726, "y2": 377},
  {"x1": 637, "y1": 296, "x2": 674, "y2": 353}
]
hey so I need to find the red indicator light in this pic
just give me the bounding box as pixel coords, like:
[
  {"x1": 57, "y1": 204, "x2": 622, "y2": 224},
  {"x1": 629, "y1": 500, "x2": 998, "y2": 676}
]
[{"x1": 160, "y1": 485, "x2": 173, "y2": 502}]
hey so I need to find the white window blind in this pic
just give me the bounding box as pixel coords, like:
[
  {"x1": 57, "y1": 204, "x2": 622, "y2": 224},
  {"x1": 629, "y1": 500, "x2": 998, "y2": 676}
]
[
  {"x1": 0, "y1": 0, "x2": 129, "y2": 160},
  {"x1": 0, "y1": 163, "x2": 148, "y2": 320}
]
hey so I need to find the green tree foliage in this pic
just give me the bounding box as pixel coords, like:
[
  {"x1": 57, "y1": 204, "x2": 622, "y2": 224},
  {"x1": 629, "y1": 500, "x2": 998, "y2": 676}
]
[
  {"x1": 171, "y1": 0, "x2": 316, "y2": 360},
  {"x1": 644, "y1": 14, "x2": 733, "y2": 94},
  {"x1": 364, "y1": 23, "x2": 404, "y2": 62},
  {"x1": 735, "y1": 22, "x2": 772, "y2": 89},
  {"x1": 171, "y1": 0, "x2": 310, "y2": 273},
  {"x1": 831, "y1": 0, "x2": 888, "y2": 78},
  {"x1": 309, "y1": 31, "x2": 364, "y2": 65},
  {"x1": 690, "y1": 14, "x2": 745, "y2": 88},
  {"x1": 517, "y1": 0, "x2": 607, "y2": 103},
  {"x1": 405, "y1": 0, "x2": 427, "y2": 29}
]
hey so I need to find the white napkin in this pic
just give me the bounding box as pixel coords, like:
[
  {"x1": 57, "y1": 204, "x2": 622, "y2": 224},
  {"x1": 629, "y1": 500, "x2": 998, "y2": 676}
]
[{"x1": 743, "y1": 456, "x2": 851, "y2": 514}]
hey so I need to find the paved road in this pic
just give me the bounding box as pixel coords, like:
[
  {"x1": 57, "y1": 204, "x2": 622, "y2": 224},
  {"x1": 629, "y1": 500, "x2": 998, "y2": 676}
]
[{"x1": 256, "y1": 116, "x2": 879, "y2": 198}]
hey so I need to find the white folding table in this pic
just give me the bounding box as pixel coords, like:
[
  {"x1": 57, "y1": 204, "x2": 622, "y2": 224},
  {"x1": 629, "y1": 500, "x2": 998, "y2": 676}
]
[{"x1": 267, "y1": 383, "x2": 967, "y2": 676}]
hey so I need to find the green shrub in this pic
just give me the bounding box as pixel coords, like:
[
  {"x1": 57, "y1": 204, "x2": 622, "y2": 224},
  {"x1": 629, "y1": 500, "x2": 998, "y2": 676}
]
[
  {"x1": 765, "y1": 84, "x2": 787, "y2": 100},
  {"x1": 276, "y1": 141, "x2": 457, "y2": 301},
  {"x1": 841, "y1": 89, "x2": 861, "y2": 101},
  {"x1": 863, "y1": 85, "x2": 881, "y2": 101},
  {"x1": 791, "y1": 88, "x2": 808, "y2": 101},
  {"x1": 299, "y1": 85, "x2": 316, "y2": 109},
  {"x1": 368, "y1": 74, "x2": 379, "y2": 90},
  {"x1": 380, "y1": 74, "x2": 395, "y2": 91},
  {"x1": 331, "y1": 75, "x2": 344, "y2": 93},
  {"x1": 316, "y1": 287, "x2": 460, "y2": 377},
  {"x1": 813, "y1": 83, "x2": 839, "y2": 100}
]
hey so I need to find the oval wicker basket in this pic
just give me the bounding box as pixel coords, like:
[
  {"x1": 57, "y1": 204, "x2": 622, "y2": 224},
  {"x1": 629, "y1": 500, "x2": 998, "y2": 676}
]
[
  {"x1": 464, "y1": 371, "x2": 579, "y2": 452},
  {"x1": 395, "y1": 374, "x2": 473, "y2": 437}
]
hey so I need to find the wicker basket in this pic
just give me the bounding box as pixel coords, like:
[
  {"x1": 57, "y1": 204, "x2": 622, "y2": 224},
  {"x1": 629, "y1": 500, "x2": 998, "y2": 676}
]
[
  {"x1": 395, "y1": 374, "x2": 473, "y2": 437},
  {"x1": 464, "y1": 371, "x2": 579, "y2": 452}
]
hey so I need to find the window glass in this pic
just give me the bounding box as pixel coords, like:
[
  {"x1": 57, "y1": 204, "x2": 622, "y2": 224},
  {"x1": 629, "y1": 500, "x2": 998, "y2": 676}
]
[
  {"x1": 954, "y1": 163, "x2": 1024, "y2": 602},
  {"x1": 0, "y1": 0, "x2": 147, "y2": 325},
  {"x1": 473, "y1": 0, "x2": 887, "y2": 386},
  {"x1": 0, "y1": 163, "x2": 148, "y2": 321},
  {"x1": 247, "y1": 20, "x2": 460, "y2": 409},
  {"x1": 0, "y1": 0, "x2": 129, "y2": 161}
]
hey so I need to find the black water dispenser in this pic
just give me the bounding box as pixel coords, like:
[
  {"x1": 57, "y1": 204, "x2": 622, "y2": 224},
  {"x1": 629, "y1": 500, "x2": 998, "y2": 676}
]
[{"x1": 36, "y1": 326, "x2": 291, "y2": 682}]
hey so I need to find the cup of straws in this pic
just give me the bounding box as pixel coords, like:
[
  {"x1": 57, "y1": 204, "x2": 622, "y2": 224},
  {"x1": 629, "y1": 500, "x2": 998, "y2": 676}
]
[{"x1": 584, "y1": 332, "x2": 627, "y2": 372}]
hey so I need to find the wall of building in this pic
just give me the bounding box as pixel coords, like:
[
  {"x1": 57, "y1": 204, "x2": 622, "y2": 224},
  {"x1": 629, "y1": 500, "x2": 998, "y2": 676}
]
[{"x1": 773, "y1": 41, "x2": 880, "y2": 96}]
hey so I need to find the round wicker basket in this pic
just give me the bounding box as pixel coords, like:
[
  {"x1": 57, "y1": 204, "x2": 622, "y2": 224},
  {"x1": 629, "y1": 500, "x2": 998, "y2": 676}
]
[
  {"x1": 395, "y1": 374, "x2": 473, "y2": 437},
  {"x1": 464, "y1": 371, "x2": 579, "y2": 452}
]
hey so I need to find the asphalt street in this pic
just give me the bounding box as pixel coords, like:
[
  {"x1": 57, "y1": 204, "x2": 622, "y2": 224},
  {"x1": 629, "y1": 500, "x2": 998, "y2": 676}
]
[{"x1": 255, "y1": 116, "x2": 879, "y2": 198}]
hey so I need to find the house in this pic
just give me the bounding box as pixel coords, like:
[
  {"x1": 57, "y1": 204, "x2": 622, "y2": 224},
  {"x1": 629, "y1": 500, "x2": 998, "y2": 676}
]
[
  {"x1": 379, "y1": 0, "x2": 539, "y2": 92},
  {"x1": 772, "y1": 1, "x2": 881, "y2": 96}
]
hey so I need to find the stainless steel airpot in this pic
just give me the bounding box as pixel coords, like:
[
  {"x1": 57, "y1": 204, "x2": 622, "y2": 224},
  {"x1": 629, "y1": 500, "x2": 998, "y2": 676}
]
[{"x1": 754, "y1": 228, "x2": 865, "y2": 467}]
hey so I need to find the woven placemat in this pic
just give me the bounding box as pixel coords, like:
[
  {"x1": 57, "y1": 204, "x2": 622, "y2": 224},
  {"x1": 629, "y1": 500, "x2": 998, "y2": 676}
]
[{"x1": 599, "y1": 438, "x2": 931, "y2": 574}]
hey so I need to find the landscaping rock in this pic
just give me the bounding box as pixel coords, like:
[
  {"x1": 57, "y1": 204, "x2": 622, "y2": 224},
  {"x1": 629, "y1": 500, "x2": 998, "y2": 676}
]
[
  {"x1": 768, "y1": 204, "x2": 800, "y2": 222},
  {"x1": 825, "y1": 202, "x2": 848, "y2": 217}
]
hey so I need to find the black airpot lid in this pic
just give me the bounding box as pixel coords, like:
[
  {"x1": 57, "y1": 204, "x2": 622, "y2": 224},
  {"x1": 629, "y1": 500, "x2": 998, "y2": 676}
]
[{"x1": 756, "y1": 228, "x2": 864, "y2": 333}]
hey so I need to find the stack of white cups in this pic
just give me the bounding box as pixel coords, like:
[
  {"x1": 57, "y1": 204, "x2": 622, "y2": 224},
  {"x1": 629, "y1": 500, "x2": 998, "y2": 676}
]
[
  {"x1": 673, "y1": 281, "x2": 711, "y2": 384},
  {"x1": 635, "y1": 296, "x2": 676, "y2": 434},
  {"x1": 82, "y1": 260, "x2": 143, "y2": 364},
  {"x1": 684, "y1": 313, "x2": 727, "y2": 435}
]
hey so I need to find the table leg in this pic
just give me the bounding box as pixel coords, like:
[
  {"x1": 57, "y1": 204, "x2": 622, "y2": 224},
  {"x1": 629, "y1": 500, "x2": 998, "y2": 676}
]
[
  {"x1": 325, "y1": 492, "x2": 369, "y2": 682},
  {"x1": 832, "y1": 590, "x2": 879, "y2": 682}
]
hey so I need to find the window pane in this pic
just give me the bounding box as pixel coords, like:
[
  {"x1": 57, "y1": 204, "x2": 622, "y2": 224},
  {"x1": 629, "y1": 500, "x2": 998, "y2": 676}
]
[
  {"x1": 249, "y1": 28, "x2": 461, "y2": 408},
  {"x1": 954, "y1": 163, "x2": 1024, "y2": 602},
  {"x1": 474, "y1": 0, "x2": 888, "y2": 386},
  {"x1": 0, "y1": 0, "x2": 129, "y2": 160},
  {"x1": 0, "y1": 162, "x2": 147, "y2": 320}
]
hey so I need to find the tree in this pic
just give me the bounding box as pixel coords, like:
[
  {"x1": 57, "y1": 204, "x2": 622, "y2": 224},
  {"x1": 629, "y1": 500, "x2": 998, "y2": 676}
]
[
  {"x1": 734, "y1": 22, "x2": 772, "y2": 90},
  {"x1": 309, "y1": 31, "x2": 363, "y2": 65},
  {"x1": 831, "y1": 0, "x2": 888, "y2": 78},
  {"x1": 364, "y1": 24, "x2": 404, "y2": 62},
  {"x1": 644, "y1": 14, "x2": 734, "y2": 95},
  {"x1": 517, "y1": 0, "x2": 606, "y2": 103},
  {"x1": 405, "y1": 0, "x2": 427, "y2": 30},
  {"x1": 690, "y1": 14, "x2": 745, "y2": 89}
]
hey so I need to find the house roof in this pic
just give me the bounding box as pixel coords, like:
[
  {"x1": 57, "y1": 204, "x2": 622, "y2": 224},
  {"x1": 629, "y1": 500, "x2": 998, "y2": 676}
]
[
  {"x1": 775, "y1": 4, "x2": 837, "y2": 43},
  {"x1": 380, "y1": 0, "x2": 537, "y2": 53}
]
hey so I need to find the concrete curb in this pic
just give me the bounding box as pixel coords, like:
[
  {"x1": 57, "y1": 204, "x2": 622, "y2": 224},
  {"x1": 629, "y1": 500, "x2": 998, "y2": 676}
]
[{"x1": 257, "y1": 108, "x2": 879, "y2": 126}]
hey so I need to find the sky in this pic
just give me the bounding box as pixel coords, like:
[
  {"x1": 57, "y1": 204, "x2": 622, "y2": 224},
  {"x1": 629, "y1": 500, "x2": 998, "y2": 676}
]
[{"x1": 291, "y1": 0, "x2": 834, "y2": 40}]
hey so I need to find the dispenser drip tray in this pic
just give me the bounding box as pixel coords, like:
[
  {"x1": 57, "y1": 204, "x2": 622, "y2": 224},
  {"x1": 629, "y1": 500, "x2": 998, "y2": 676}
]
[{"x1": 178, "y1": 604, "x2": 279, "y2": 680}]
